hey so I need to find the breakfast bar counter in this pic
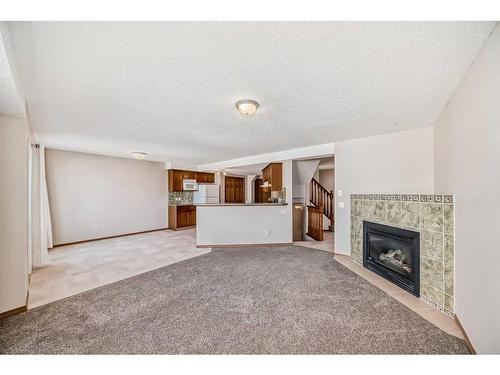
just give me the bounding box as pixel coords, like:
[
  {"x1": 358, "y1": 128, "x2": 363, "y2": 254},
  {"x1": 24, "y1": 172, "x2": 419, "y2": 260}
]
[{"x1": 196, "y1": 203, "x2": 292, "y2": 247}]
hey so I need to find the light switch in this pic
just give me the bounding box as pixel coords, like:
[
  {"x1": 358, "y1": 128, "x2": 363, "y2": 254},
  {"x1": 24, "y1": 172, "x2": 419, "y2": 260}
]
[
  {"x1": 280, "y1": 209, "x2": 288, "y2": 215},
  {"x1": 338, "y1": 202, "x2": 345, "y2": 208},
  {"x1": 338, "y1": 190, "x2": 343, "y2": 197}
]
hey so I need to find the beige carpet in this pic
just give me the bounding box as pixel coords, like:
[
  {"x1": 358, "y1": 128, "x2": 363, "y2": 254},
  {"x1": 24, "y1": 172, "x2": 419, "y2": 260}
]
[{"x1": 0, "y1": 246, "x2": 469, "y2": 354}]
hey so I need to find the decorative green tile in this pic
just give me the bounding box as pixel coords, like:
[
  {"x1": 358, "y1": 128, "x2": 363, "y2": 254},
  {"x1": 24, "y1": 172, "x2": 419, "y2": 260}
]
[
  {"x1": 401, "y1": 202, "x2": 419, "y2": 228},
  {"x1": 349, "y1": 193, "x2": 454, "y2": 313},
  {"x1": 421, "y1": 230, "x2": 443, "y2": 262},
  {"x1": 362, "y1": 200, "x2": 376, "y2": 220},
  {"x1": 421, "y1": 282, "x2": 444, "y2": 306},
  {"x1": 386, "y1": 200, "x2": 402, "y2": 225},
  {"x1": 354, "y1": 216, "x2": 363, "y2": 237},
  {"x1": 443, "y1": 195, "x2": 454, "y2": 203},
  {"x1": 444, "y1": 294, "x2": 454, "y2": 312},
  {"x1": 373, "y1": 200, "x2": 386, "y2": 221},
  {"x1": 419, "y1": 203, "x2": 443, "y2": 231},
  {"x1": 444, "y1": 263, "x2": 454, "y2": 295},
  {"x1": 350, "y1": 230, "x2": 356, "y2": 253},
  {"x1": 353, "y1": 199, "x2": 361, "y2": 216},
  {"x1": 444, "y1": 234, "x2": 454, "y2": 265},
  {"x1": 421, "y1": 257, "x2": 443, "y2": 290},
  {"x1": 444, "y1": 204, "x2": 454, "y2": 235},
  {"x1": 352, "y1": 235, "x2": 363, "y2": 263}
]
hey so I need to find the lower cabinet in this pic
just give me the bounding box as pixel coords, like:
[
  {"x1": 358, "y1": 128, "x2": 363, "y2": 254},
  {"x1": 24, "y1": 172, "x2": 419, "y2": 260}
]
[
  {"x1": 168, "y1": 205, "x2": 196, "y2": 230},
  {"x1": 189, "y1": 205, "x2": 196, "y2": 225}
]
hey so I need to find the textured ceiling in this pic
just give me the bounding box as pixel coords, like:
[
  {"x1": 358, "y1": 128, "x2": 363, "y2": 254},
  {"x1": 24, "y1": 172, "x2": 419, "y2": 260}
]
[
  {"x1": 8, "y1": 22, "x2": 495, "y2": 163},
  {"x1": 0, "y1": 24, "x2": 24, "y2": 118},
  {"x1": 224, "y1": 162, "x2": 269, "y2": 176}
]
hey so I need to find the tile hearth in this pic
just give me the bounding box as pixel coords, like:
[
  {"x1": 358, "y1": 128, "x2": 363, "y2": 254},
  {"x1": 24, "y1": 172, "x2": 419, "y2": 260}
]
[{"x1": 350, "y1": 193, "x2": 455, "y2": 316}]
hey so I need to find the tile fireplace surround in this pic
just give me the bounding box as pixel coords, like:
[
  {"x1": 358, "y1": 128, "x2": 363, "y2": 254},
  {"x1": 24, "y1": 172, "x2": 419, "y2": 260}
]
[{"x1": 350, "y1": 194, "x2": 455, "y2": 316}]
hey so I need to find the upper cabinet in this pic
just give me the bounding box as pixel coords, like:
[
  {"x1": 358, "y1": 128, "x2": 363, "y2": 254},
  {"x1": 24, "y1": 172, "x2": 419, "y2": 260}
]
[
  {"x1": 261, "y1": 163, "x2": 283, "y2": 192},
  {"x1": 168, "y1": 170, "x2": 184, "y2": 192},
  {"x1": 196, "y1": 172, "x2": 215, "y2": 184},
  {"x1": 168, "y1": 169, "x2": 215, "y2": 192}
]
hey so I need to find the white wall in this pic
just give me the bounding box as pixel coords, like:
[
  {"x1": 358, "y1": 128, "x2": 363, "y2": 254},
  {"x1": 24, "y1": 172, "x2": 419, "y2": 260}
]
[
  {"x1": 245, "y1": 175, "x2": 257, "y2": 203},
  {"x1": 433, "y1": 24, "x2": 500, "y2": 354},
  {"x1": 292, "y1": 159, "x2": 320, "y2": 203},
  {"x1": 0, "y1": 115, "x2": 32, "y2": 313},
  {"x1": 196, "y1": 205, "x2": 291, "y2": 246},
  {"x1": 319, "y1": 168, "x2": 334, "y2": 192},
  {"x1": 334, "y1": 127, "x2": 435, "y2": 254},
  {"x1": 45, "y1": 149, "x2": 167, "y2": 245}
]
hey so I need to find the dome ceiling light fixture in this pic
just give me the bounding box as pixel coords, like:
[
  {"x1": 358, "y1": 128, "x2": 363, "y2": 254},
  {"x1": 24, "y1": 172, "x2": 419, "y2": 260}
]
[
  {"x1": 236, "y1": 99, "x2": 259, "y2": 116},
  {"x1": 131, "y1": 152, "x2": 147, "y2": 160}
]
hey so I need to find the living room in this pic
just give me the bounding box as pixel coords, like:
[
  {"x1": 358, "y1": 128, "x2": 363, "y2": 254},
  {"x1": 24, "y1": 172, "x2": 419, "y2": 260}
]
[{"x1": 0, "y1": 1, "x2": 499, "y2": 373}]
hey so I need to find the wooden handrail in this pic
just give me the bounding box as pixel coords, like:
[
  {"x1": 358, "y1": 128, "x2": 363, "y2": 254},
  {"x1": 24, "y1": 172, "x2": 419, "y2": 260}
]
[{"x1": 310, "y1": 178, "x2": 334, "y2": 221}]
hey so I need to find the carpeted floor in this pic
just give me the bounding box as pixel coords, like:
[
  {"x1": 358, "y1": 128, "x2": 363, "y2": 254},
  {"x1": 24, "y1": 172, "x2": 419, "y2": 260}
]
[{"x1": 0, "y1": 245, "x2": 469, "y2": 354}]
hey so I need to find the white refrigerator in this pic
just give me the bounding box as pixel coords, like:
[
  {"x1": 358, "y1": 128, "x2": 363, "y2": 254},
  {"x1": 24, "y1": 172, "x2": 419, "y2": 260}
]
[{"x1": 193, "y1": 184, "x2": 220, "y2": 204}]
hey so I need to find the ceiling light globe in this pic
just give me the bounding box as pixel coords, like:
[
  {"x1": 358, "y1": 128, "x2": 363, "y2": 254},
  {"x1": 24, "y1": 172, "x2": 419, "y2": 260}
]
[
  {"x1": 131, "y1": 152, "x2": 147, "y2": 160},
  {"x1": 236, "y1": 99, "x2": 259, "y2": 116}
]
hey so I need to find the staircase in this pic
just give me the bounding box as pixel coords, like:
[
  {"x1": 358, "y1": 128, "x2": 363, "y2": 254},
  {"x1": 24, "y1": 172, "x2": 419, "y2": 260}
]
[
  {"x1": 307, "y1": 178, "x2": 334, "y2": 240},
  {"x1": 310, "y1": 178, "x2": 334, "y2": 222}
]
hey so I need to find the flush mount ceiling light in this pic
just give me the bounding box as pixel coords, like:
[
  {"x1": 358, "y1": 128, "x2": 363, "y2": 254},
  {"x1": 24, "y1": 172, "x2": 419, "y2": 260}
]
[
  {"x1": 131, "y1": 152, "x2": 147, "y2": 160},
  {"x1": 236, "y1": 99, "x2": 259, "y2": 116}
]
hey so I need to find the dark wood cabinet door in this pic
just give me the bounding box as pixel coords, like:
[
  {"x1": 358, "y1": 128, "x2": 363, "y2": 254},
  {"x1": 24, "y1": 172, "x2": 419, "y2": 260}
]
[
  {"x1": 261, "y1": 163, "x2": 282, "y2": 192},
  {"x1": 254, "y1": 178, "x2": 263, "y2": 203},
  {"x1": 177, "y1": 206, "x2": 190, "y2": 227},
  {"x1": 189, "y1": 205, "x2": 196, "y2": 225},
  {"x1": 225, "y1": 176, "x2": 245, "y2": 203},
  {"x1": 205, "y1": 173, "x2": 215, "y2": 183},
  {"x1": 195, "y1": 172, "x2": 204, "y2": 183},
  {"x1": 195, "y1": 172, "x2": 215, "y2": 184},
  {"x1": 169, "y1": 170, "x2": 184, "y2": 192},
  {"x1": 182, "y1": 170, "x2": 196, "y2": 180}
]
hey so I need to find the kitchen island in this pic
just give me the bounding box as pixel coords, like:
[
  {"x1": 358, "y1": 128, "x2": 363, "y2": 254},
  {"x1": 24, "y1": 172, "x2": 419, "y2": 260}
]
[{"x1": 196, "y1": 203, "x2": 292, "y2": 247}]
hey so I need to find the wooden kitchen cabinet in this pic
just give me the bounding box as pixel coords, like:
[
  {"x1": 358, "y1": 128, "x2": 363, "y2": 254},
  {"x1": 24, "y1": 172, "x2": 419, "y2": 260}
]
[
  {"x1": 168, "y1": 205, "x2": 196, "y2": 230},
  {"x1": 261, "y1": 163, "x2": 283, "y2": 192},
  {"x1": 168, "y1": 170, "x2": 184, "y2": 192},
  {"x1": 196, "y1": 172, "x2": 215, "y2": 184},
  {"x1": 168, "y1": 169, "x2": 215, "y2": 192},
  {"x1": 189, "y1": 205, "x2": 196, "y2": 225},
  {"x1": 177, "y1": 206, "x2": 190, "y2": 227}
]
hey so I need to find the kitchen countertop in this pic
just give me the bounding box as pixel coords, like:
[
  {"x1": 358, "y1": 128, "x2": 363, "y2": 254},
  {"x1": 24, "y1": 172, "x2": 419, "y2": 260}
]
[
  {"x1": 168, "y1": 203, "x2": 195, "y2": 206},
  {"x1": 195, "y1": 203, "x2": 288, "y2": 206}
]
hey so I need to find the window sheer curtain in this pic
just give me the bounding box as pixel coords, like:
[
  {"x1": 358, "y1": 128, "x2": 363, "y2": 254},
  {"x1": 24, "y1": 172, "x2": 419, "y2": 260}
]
[{"x1": 32, "y1": 145, "x2": 52, "y2": 269}]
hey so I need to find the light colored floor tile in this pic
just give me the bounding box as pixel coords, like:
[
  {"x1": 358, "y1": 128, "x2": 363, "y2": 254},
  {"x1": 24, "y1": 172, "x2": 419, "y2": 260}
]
[
  {"x1": 294, "y1": 231, "x2": 334, "y2": 252},
  {"x1": 29, "y1": 228, "x2": 209, "y2": 308}
]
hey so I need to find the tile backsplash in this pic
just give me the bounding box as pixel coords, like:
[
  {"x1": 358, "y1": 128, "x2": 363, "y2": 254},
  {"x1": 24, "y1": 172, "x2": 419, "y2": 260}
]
[
  {"x1": 169, "y1": 191, "x2": 194, "y2": 205},
  {"x1": 350, "y1": 193, "x2": 455, "y2": 316}
]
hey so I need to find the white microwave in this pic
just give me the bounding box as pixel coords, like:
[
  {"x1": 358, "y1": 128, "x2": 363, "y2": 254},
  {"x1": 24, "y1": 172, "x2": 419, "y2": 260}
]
[{"x1": 183, "y1": 179, "x2": 198, "y2": 191}]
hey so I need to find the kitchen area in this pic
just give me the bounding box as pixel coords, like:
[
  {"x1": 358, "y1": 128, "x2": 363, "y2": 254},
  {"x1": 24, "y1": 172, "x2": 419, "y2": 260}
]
[
  {"x1": 167, "y1": 161, "x2": 292, "y2": 247},
  {"x1": 167, "y1": 169, "x2": 216, "y2": 230}
]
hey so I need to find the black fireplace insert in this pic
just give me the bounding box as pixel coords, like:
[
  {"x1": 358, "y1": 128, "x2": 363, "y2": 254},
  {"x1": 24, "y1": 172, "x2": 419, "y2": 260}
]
[{"x1": 363, "y1": 221, "x2": 420, "y2": 297}]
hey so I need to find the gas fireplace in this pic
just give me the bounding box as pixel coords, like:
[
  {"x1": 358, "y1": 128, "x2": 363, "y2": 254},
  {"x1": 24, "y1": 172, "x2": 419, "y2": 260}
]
[{"x1": 363, "y1": 221, "x2": 420, "y2": 297}]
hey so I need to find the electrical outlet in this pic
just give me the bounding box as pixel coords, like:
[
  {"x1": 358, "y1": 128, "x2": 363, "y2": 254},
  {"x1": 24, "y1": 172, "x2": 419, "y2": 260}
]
[
  {"x1": 264, "y1": 230, "x2": 270, "y2": 236},
  {"x1": 338, "y1": 202, "x2": 345, "y2": 208}
]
